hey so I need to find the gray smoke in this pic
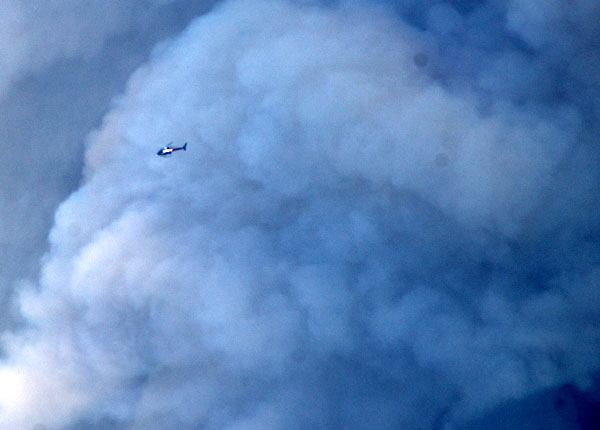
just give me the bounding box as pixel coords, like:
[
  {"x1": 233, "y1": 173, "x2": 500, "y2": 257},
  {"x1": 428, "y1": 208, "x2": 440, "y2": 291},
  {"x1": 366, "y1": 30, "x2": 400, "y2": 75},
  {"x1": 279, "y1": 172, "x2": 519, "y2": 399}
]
[
  {"x1": 0, "y1": 0, "x2": 217, "y2": 332},
  {"x1": 1, "y1": 0, "x2": 599, "y2": 428},
  {"x1": 0, "y1": 1, "x2": 206, "y2": 94}
]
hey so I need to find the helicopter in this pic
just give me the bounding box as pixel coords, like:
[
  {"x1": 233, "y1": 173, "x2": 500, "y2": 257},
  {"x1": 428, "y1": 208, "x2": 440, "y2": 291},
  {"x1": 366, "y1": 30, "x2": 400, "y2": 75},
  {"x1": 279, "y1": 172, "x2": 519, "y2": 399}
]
[{"x1": 157, "y1": 142, "x2": 187, "y2": 156}]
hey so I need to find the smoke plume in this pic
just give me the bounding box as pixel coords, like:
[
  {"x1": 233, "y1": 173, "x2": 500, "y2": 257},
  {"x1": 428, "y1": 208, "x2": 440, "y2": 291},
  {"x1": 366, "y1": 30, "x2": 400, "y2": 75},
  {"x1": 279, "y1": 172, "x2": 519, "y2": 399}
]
[{"x1": 1, "y1": 0, "x2": 599, "y2": 428}]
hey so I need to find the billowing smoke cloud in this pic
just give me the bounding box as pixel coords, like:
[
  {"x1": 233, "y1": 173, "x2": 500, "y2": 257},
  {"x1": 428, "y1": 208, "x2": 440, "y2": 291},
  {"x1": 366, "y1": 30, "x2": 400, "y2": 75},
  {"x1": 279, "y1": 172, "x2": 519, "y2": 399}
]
[{"x1": 1, "y1": 0, "x2": 599, "y2": 428}]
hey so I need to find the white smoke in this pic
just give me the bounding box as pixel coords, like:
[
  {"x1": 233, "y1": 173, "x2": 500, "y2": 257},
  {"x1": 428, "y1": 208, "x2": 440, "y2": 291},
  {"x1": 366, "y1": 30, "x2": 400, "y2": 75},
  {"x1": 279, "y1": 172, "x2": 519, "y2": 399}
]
[{"x1": 1, "y1": 0, "x2": 599, "y2": 428}]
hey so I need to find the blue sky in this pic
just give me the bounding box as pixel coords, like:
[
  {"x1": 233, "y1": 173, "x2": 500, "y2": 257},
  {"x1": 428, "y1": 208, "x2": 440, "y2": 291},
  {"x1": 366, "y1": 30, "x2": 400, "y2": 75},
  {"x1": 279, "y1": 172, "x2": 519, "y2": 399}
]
[{"x1": 1, "y1": 1, "x2": 599, "y2": 428}]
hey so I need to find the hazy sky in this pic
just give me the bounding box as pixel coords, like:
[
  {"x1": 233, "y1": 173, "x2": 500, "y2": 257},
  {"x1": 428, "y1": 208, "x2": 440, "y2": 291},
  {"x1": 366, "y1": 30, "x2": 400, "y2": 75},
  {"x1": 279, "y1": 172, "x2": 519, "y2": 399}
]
[{"x1": 1, "y1": 0, "x2": 599, "y2": 429}]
